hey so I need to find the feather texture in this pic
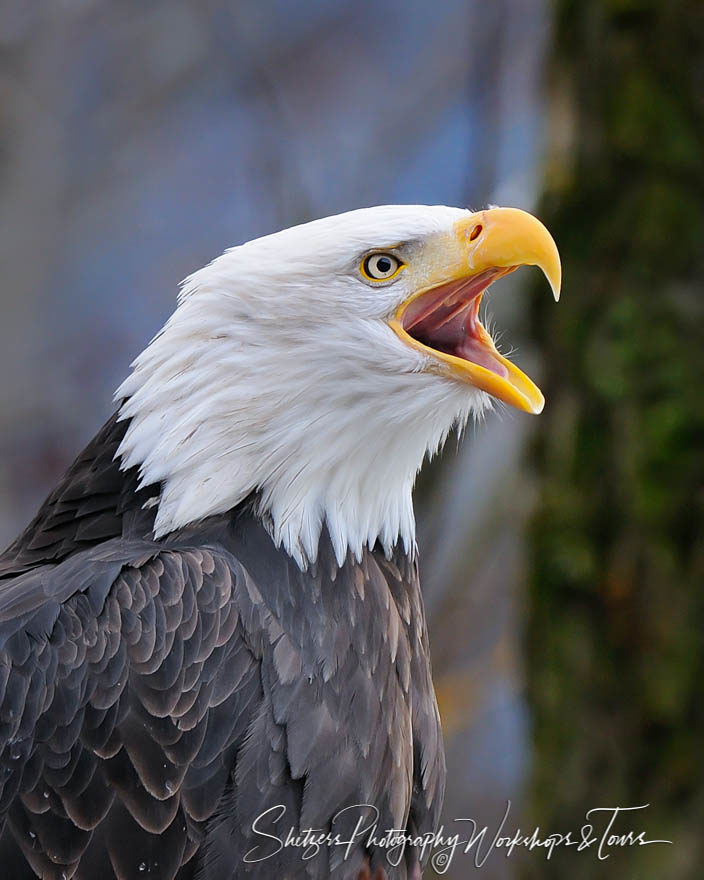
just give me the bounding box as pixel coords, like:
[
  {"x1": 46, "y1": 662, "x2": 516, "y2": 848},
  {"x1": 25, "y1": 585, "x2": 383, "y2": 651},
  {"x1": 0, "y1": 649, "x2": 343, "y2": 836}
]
[{"x1": 0, "y1": 415, "x2": 445, "y2": 879}]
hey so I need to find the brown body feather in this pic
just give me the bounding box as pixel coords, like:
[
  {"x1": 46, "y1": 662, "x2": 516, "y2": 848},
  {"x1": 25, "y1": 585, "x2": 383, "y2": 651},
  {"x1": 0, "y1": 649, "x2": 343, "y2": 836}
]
[{"x1": 0, "y1": 416, "x2": 444, "y2": 879}]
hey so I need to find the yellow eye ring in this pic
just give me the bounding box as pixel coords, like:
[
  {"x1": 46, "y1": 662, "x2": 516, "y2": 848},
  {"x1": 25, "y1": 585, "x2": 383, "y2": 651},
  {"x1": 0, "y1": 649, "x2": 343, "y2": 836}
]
[{"x1": 360, "y1": 253, "x2": 405, "y2": 282}]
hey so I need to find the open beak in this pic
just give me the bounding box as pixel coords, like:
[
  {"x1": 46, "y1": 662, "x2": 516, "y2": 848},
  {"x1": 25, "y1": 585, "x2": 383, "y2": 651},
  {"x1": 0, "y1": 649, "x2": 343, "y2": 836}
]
[{"x1": 389, "y1": 207, "x2": 561, "y2": 414}]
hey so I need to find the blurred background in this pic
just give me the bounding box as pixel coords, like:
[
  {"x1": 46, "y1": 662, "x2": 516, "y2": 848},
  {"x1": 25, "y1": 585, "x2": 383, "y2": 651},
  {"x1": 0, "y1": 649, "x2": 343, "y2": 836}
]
[{"x1": 0, "y1": 0, "x2": 702, "y2": 877}]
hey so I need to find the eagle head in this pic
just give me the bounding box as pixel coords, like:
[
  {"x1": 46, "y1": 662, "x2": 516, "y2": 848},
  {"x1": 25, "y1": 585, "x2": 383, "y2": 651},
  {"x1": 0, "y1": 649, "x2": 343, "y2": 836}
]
[{"x1": 116, "y1": 205, "x2": 560, "y2": 566}]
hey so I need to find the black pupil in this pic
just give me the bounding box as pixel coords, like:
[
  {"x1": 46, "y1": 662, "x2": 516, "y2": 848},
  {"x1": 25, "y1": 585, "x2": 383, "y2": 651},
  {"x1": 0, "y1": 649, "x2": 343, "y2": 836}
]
[{"x1": 375, "y1": 256, "x2": 392, "y2": 275}]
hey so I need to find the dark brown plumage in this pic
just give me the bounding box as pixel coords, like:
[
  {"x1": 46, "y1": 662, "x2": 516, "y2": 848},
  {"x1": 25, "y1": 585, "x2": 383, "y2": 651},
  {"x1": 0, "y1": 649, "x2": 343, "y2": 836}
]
[{"x1": 0, "y1": 415, "x2": 444, "y2": 879}]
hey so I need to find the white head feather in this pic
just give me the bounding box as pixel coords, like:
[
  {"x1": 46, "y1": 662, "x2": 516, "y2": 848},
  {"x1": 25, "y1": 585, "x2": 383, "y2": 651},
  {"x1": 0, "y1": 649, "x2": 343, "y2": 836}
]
[{"x1": 116, "y1": 205, "x2": 492, "y2": 567}]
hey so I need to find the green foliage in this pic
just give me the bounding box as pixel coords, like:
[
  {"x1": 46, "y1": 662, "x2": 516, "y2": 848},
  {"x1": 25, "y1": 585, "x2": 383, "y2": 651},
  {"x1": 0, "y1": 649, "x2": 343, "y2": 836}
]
[{"x1": 525, "y1": 1, "x2": 704, "y2": 877}]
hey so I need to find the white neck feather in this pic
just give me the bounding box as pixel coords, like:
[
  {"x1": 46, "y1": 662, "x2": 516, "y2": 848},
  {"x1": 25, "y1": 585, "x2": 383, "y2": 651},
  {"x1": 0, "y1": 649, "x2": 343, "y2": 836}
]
[{"x1": 115, "y1": 209, "x2": 490, "y2": 567}]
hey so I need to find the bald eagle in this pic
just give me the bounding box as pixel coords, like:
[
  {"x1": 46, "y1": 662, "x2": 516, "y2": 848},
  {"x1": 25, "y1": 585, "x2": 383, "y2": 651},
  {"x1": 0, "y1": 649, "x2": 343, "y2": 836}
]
[{"x1": 0, "y1": 206, "x2": 560, "y2": 879}]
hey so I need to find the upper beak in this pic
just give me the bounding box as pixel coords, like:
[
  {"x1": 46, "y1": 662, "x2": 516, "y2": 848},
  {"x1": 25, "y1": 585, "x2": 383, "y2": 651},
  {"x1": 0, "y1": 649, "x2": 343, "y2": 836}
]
[
  {"x1": 390, "y1": 207, "x2": 561, "y2": 414},
  {"x1": 458, "y1": 207, "x2": 561, "y2": 303}
]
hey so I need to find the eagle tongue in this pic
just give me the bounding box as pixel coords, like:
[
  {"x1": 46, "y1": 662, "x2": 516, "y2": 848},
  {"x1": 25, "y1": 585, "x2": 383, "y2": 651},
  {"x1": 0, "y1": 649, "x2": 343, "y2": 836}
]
[{"x1": 455, "y1": 333, "x2": 509, "y2": 377}]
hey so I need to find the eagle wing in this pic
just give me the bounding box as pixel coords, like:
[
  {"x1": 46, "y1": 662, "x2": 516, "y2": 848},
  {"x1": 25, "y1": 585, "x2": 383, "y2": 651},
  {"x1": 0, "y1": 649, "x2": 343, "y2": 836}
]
[{"x1": 0, "y1": 538, "x2": 263, "y2": 879}]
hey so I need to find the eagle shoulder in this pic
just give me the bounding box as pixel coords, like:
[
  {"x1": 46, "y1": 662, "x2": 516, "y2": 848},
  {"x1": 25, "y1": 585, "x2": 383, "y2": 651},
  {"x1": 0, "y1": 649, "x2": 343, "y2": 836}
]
[{"x1": 0, "y1": 537, "x2": 258, "y2": 879}]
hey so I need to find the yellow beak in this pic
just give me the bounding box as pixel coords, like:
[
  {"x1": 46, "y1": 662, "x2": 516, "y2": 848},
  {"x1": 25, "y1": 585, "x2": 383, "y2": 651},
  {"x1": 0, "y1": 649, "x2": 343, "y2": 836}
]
[{"x1": 389, "y1": 207, "x2": 561, "y2": 414}]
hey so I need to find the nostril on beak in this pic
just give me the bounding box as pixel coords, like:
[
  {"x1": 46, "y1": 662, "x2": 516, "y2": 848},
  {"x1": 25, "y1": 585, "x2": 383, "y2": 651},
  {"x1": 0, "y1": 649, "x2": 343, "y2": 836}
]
[{"x1": 469, "y1": 224, "x2": 482, "y2": 242}]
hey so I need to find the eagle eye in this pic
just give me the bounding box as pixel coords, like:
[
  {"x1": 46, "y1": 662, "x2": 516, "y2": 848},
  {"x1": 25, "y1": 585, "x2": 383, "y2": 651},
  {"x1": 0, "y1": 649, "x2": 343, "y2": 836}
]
[{"x1": 361, "y1": 253, "x2": 404, "y2": 282}]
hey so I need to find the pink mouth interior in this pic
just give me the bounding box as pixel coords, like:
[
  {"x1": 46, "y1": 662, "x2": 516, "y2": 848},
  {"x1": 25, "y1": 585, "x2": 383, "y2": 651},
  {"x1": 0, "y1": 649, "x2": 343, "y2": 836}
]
[{"x1": 401, "y1": 269, "x2": 514, "y2": 377}]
